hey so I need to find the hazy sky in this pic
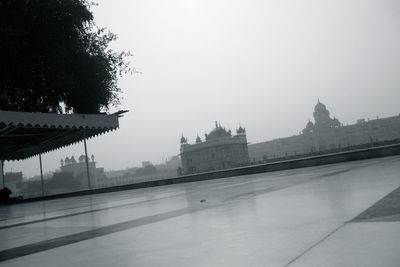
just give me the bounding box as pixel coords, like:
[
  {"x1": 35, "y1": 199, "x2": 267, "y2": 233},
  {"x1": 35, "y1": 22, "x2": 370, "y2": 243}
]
[{"x1": 6, "y1": 0, "x2": 400, "y2": 176}]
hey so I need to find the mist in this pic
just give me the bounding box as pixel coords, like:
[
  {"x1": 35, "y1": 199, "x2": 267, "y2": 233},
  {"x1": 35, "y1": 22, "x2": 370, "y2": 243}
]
[{"x1": 6, "y1": 0, "x2": 400, "y2": 177}]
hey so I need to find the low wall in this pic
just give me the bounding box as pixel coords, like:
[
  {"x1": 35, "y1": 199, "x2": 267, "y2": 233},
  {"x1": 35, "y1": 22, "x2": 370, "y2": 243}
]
[{"x1": 13, "y1": 143, "x2": 400, "y2": 203}]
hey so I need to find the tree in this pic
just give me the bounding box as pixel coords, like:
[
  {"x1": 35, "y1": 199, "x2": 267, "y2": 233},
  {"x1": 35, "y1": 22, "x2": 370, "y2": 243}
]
[{"x1": 0, "y1": 0, "x2": 131, "y2": 113}]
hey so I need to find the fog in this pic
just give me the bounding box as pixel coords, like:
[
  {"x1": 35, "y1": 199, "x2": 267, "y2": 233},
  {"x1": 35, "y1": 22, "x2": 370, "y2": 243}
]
[{"x1": 6, "y1": 0, "x2": 400, "y2": 176}]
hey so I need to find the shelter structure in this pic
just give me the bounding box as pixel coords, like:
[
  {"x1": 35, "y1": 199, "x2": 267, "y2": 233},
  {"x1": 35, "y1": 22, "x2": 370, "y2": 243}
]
[{"x1": 0, "y1": 110, "x2": 127, "y2": 196}]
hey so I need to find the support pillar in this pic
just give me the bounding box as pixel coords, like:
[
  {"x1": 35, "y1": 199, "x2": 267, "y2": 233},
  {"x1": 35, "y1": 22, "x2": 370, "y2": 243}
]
[
  {"x1": 1, "y1": 160, "x2": 4, "y2": 189},
  {"x1": 39, "y1": 154, "x2": 44, "y2": 196},
  {"x1": 83, "y1": 131, "x2": 91, "y2": 190}
]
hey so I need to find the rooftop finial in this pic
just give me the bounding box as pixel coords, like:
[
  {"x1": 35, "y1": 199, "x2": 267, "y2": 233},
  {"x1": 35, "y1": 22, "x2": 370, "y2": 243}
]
[{"x1": 180, "y1": 133, "x2": 187, "y2": 144}]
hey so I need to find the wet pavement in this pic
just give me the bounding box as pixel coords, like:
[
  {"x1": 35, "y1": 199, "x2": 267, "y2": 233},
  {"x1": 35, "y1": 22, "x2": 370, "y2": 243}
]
[{"x1": 1, "y1": 156, "x2": 400, "y2": 266}]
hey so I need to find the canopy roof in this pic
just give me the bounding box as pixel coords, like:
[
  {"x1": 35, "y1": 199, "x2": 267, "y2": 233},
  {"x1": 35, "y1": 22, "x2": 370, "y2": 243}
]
[{"x1": 0, "y1": 110, "x2": 127, "y2": 161}]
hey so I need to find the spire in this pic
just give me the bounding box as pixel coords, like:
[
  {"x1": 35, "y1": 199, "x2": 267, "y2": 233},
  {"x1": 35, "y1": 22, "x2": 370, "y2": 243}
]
[{"x1": 180, "y1": 134, "x2": 187, "y2": 144}]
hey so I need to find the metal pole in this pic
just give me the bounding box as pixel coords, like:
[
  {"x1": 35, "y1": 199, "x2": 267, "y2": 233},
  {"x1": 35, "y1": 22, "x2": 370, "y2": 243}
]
[
  {"x1": 1, "y1": 160, "x2": 5, "y2": 189},
  {"x1": 83, "y1": 131, "x2": 91, "y2": 190},
  {"x1": 39, "y1": 154, "x2": 45, "y2": 196}
]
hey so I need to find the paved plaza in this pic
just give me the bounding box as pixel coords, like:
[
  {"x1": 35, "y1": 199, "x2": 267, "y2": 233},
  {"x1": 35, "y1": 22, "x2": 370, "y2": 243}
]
[{"x1": 1, "y1": 156, "x2": 400, "y2": 266}]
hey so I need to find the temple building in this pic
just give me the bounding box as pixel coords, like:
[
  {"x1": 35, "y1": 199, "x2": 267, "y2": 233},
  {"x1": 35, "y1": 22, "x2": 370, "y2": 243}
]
[
  {"x1": 248, "y1": 100, "x2": 400, "y2": 161},
  {"x1": 55, "y1": 154, "x2": 105, "y2": 189},
  {"x1": 180, "y1": 122, "x2": 250, "y2": 174}
]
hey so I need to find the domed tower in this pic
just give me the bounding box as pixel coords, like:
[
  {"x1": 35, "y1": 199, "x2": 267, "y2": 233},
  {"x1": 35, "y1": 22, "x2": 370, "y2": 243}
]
[
  {"x1": 79, "y1": 154, "x2": 88, "y2": 163},
  {"x1": 302, "y1": 120, "x2": 315, "y2": 134},
  {"x1": 180, "y1": 135, "x2": 187, "y2": 145},
  {"x1": 332, "y1": 117, "x2": 341, "y2": 128},
  {"x1": 236, "y1": 125, "x2": 246, "y2": 135},
  {"x1": 205, "y1": 122, "x2": 231, "y2": 141},
  {"x1": 313, "y1": 99, "x2": 331, "y2": 125}
]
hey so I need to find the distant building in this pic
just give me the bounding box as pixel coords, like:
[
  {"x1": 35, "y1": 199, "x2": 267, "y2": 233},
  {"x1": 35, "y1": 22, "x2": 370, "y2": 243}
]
[
  {"x1": 95, "y1": 156, "x2": 183, "y2": 188},
  {"x1": 142, "y1": 161, "x2": 151, "y2": 168},
  {"x1": 180, "y1": 122, "x2": 250, "y2": 174},
  {"x1": 249, "y1": 100, "x2": 400, "y2": 161},
  {"x1": 56, "y1": 154, "x2": 105, "y2": 189},
  {"x1": 157, "y1": 155, "x2": 181, "y2": 176}
]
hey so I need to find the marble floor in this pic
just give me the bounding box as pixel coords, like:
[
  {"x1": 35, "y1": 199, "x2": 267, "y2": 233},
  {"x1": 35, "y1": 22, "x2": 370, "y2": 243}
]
[{"x1": 1, "y1": 156, "x2": 400, "y2": 266}]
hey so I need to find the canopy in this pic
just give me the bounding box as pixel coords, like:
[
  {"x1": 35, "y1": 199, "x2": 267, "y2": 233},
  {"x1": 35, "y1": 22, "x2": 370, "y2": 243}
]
[{"x1": 0, "y1": 110, "x2": 127, "y2": 161}]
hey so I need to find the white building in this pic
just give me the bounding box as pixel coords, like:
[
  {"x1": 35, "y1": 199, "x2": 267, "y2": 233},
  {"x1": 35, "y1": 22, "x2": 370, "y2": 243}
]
[{"x1": 249, "y1": 101, "x2": 400, "y2": 161}]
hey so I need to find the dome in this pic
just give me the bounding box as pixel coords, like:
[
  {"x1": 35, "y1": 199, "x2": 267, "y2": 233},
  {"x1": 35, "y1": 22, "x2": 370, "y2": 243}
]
[
  {"x1": 237, "y1": 125, "x2": 246, "y2": 134},
  {"x1": 314, "y1": 100, "x2": 327, "y2": 112},
  {"x1": 332, "y1": 117, "x2": 341, "y2": 127},
  {"x1": 303, "y1": 120, "x2": 315, "y2": 134},
  {"x1": 79, "y1": 154, "x2": 88, "y2": 163},
  {"x1": 180, "y1": 135, "x2": 187, "y2": 144},
  {"x1": 206, "y1": 124, "x2": 231, "y2": 140}
]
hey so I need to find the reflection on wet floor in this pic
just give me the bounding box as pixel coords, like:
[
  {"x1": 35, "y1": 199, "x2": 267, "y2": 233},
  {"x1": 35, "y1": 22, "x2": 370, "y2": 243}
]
[{"x1": 1, "y1": 156, "x2": 400, "y2": 266}]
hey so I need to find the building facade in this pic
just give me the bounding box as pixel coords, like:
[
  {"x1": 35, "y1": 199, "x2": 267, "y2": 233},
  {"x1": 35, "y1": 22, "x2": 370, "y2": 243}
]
[
  {"x1": 56, "y1": 154, "x2": 105, "y2": 189},
  {"x1": 180, "y1": 122, "x2": 250, "y2": 174},
  {"x1": 248, "y1": 101, "x2": 400, "y2": 161}
]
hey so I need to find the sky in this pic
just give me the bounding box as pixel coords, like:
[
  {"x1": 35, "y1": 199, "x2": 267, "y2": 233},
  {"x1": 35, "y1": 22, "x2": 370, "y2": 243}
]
[{"x1": 5, "y1": 0, "x2": 400, "y2": 177}]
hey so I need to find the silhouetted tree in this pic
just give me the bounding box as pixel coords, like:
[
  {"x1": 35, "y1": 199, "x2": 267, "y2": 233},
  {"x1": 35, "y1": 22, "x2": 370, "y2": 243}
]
[{"x1": 0, "y1": 0, "x2": 131, "y2": 113}]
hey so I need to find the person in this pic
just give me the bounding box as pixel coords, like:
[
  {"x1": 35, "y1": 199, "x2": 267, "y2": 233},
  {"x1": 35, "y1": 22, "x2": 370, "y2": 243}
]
[
  {"x1": 0, "y1": 187, "x2": 23, "y2": 203},
  {"x1": 0, "y1": 187, "x2": 12, "y2": 202}
]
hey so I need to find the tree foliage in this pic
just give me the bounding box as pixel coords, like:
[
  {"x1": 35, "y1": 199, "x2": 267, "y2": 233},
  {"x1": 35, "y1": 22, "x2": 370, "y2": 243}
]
[{"x1": 0, "y1": 0, "x2": 131, "y2": 113}]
